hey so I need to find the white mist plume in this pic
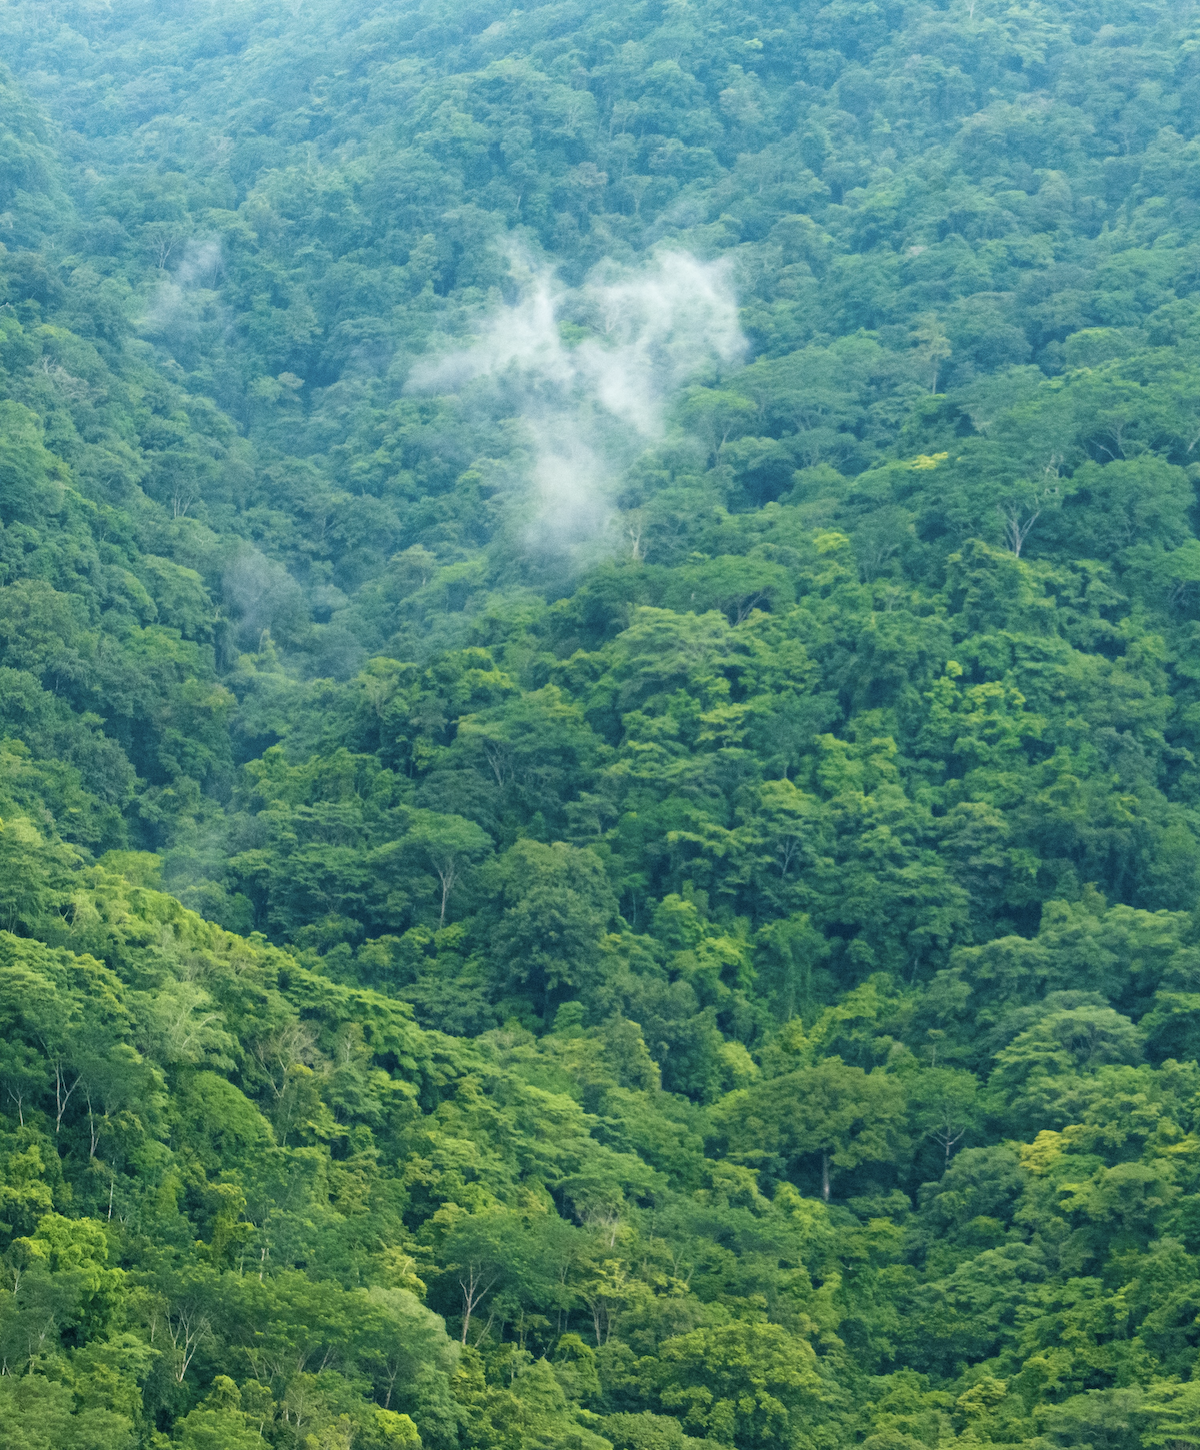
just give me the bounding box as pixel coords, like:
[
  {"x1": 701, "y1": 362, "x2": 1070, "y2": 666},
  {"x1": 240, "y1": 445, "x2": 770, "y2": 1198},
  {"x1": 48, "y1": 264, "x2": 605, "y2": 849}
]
[
  {"x1": 406, "y1": 251, "x2": 745, "y2": 549},
  {"x1": 139, "y1": 236, "x2": 224, "y2": 352}
]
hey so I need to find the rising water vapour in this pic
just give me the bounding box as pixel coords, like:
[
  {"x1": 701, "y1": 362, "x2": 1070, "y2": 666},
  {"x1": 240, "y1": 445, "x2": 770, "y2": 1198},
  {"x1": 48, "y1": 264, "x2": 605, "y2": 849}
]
[
  {"x1": 406, "y1": 251, "x2": 745, "y2": 550},
  {"x1": 138, "y1": 236, "x2": 225, "y2": 361}
]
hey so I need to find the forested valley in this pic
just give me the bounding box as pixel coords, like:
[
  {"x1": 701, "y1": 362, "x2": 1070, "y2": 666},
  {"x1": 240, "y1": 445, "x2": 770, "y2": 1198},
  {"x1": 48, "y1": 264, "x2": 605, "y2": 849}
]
[{"x1": 4, "y1": 0, "x2": 1200, "y2": 1445}]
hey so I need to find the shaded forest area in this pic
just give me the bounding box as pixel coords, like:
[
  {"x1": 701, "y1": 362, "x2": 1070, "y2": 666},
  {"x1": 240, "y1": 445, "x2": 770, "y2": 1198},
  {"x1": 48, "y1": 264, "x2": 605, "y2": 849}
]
[{"x1": 4, "y1": 0, "x2": 1200, "y2": 1445}]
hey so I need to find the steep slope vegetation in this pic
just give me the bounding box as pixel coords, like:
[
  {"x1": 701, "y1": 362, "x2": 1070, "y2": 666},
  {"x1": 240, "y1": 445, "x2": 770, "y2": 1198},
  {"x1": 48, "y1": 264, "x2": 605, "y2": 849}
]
[{"x1": 4, "y1": 1, "x2": 1200, "y2": 1446}]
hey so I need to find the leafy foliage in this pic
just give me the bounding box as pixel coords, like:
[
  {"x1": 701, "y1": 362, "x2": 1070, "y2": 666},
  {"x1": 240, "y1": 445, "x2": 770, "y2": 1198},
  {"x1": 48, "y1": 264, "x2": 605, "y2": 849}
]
[{"x1": 4, "y1": 0, "x2": 1200, "y2": 1445}]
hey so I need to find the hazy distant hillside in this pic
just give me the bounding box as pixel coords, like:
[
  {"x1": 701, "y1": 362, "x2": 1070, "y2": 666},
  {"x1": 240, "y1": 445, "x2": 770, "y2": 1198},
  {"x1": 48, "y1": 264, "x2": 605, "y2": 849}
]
[{"x1": 3, "y1": 2, "x2": 1200, "y2": 1446}]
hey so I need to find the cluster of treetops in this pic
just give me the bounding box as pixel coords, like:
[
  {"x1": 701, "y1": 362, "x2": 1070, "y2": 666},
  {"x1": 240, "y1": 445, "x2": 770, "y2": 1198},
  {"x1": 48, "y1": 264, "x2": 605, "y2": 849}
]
[{"x1": 4, "y1": 0, "x2": 1200, "y2": 1444}]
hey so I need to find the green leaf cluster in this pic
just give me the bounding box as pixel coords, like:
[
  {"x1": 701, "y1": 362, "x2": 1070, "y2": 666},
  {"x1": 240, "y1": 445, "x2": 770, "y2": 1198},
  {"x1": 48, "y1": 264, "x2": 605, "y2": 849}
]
[{"x1": 5, "y1": 1, "x2": 1200, "y2": 1445}]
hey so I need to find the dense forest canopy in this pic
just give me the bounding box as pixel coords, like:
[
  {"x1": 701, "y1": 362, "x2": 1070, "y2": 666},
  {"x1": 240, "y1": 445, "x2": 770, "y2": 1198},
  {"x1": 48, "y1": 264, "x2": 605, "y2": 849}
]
[{"x1": 5, "y1": 0, "x2": 1200, "y2": 1444}]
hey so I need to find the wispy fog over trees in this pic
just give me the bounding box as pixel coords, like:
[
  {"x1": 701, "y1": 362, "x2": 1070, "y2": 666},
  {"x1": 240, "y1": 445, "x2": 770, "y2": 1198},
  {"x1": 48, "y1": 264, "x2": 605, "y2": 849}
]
[{"x1": 3, "y1": 0, "x2": 1200, "y2": 1445}]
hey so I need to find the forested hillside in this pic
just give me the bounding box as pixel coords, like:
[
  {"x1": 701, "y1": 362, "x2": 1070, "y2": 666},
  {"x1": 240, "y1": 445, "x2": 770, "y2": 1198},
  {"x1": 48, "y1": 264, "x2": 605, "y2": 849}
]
[{"x1": 5, "y1": 0, "x2": 1200, "y2": 1444}]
